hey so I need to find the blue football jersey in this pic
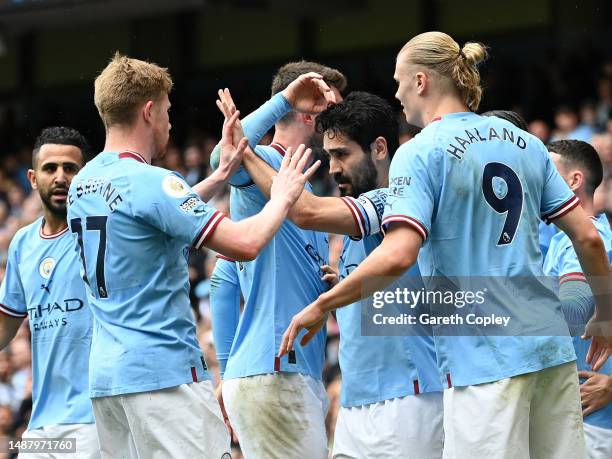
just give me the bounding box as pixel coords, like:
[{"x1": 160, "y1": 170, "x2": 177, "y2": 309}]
[
  {"x1": 543, "y1": 214, "x2": 612, "y2": 429},
  {"x1": 0, "y1": 218, "x2": 94, "y2": 429},
  {"x1": 336, "y1": 188, "x2": 442, "y2": 407},
  {"x1": 539, "y1": 221, "x2": 559, "y2": 259},
  {"x1": 67, "y1": 151, "x2": 224, "y2": 397},
  {"x1": 209, "y1": 256, "x2": 241, "y2": 379},
  {"x1": 223, "y1": 144, "x2": 329, "y2": 381},
  {"x1": 382, "y1": 112, "x2": 577, "y2": 387}
]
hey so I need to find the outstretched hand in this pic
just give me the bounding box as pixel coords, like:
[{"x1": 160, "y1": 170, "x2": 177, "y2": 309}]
[
  {"x1": 583, "y1": 316, "x2": 612, "y2": 371},
  {"x1": 271, "y1": 144, "x2": 320, "y2": 207},
  {"x1": 282, "y1": 72, "x2": 338, "y2": 114},
  {"x1": 217, "y1": 109, "x2": 248, "y2": 176},
  {"x1": 216, "y1": 88, "x2": 245, "y2": 147}
]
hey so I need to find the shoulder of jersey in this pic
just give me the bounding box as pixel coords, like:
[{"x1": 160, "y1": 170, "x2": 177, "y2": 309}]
[{"x1": 10, "y1": 217, "x2": 43, "y2": 247}]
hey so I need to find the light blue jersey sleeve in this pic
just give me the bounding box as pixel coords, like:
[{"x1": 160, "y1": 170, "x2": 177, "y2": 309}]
[
  {"x1": 543, "y1": 236, "x2": 594, "y2": 333},
  {"x1": 131, "y1": 169, "x2": 225, "y2": 249},
  {"x1": 213, "y1": 93, "x2": 292, "y2": 186},
  {"x1": 540, "y1": 153, "x2": 580, "y2": 224},
  {"x1": 0, "y1": 235, "x2": 28, "y2": 318},
  {"x1": 382, "y1": 141, "x2": 438, "y2": 241},
  {"x1": 341, "y1": 188, "x2": 388, "y2": 240},
  {"x1": 210, "y1": 257, "x2": 241, "y2": 378}
]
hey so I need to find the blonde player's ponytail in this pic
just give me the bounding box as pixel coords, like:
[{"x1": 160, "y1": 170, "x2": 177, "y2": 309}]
[
  {"x1": 452, "y1": 42, "x2": 488, "y2": 111},
  {"x1": 399, "y1": 32, "x2": 488, "y2": 111}
]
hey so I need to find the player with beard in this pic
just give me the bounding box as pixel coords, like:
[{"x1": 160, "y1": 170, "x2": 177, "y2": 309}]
[
  {"x1": 0, "y1": 127, "x2": 101, "y2": 457},
  {"x1": 67, "y1": 54, "x2": 321, "y2": 459},
  {"x1": 281, "y1": 32, "x2": 612, "y2": 458},
  {"x1": 216, "y1": 90, "x2": 444, "y2": 457}
]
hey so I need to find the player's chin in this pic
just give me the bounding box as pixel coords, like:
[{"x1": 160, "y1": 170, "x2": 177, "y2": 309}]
[{"x1": 49, "y1": 202, "x2": 68, "y2": 215}]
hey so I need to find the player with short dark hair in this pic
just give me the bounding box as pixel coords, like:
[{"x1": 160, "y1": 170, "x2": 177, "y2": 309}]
[
  {"x1": 543, "y1": 139, "x2": 612, "y2": 459},
  {"x1": 0, "y1": 127, "x2": 100, "y2": 458}
]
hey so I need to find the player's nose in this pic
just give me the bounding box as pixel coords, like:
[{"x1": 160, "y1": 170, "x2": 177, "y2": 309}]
[{"x1": 328, "y1": 157, "x2": 341, "y2": 175}]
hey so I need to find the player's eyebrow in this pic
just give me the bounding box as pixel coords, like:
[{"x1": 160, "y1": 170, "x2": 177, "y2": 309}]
[{"x1": 327, "y1": 147, "x2": 350, "y2": 156}]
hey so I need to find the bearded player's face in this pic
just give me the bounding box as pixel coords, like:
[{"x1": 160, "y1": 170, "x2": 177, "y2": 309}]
[
  {"x1": 324, "y1": 131, "x2": 378, "y2": 198},
  {"x1": 28, "y1": 144, "x2": 83, "y2": 217}
]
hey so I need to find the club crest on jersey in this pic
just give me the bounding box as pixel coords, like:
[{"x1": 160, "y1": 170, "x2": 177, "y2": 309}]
[
  {"x1": 39, "y1": 257, "x2": 56, "y2": 279},
  {"x1": 162, "y1": 175, "x2": 189, "y2": 198}
]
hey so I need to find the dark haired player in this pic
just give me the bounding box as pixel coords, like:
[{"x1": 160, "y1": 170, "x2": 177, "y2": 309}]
[
  {"x1": 543, "y1": 140, "x2": 612, "y2": 459},
  {"x1": 0, "y1": 127, "x2": 101, "y2": 457}
]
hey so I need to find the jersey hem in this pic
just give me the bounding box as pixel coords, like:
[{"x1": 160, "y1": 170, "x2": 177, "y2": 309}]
[
  {"x1": 28, "y1": 416, "x2": 96, "y2": 431},
  {"x1": 340, "y1": 386, "x2": 442, "y2": 408},
  {"x1": 89, "y1": 374, "x2": 210, "y2": 398},
  {"x1": 447, "y1": 355, "x2": 576, "y2": 387},
  {"x1": 222, "y1": 366, "x2": 322, "y2": 381}
]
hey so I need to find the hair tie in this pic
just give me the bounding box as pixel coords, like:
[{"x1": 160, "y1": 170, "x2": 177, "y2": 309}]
[{"x1": 458, "y1": 49, "x2": 465, "y2": 59}]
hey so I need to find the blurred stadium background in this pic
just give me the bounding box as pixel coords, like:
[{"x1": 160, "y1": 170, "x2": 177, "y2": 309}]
[{"x1": 0, "y1": 0, "x2": 610, "y2": 456}]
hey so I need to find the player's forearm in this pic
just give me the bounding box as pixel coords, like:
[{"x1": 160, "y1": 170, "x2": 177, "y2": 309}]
[
  {"x1": 571, "y1": 233, "x2": 612, "y2": 320},
  {"x1": 315, "y1": 228, "x2": 418, "y2": 313},
  {"x1": 243, "y1": 149, "x2": 359, "y2": 236},
  {"x1": 209, "y1": 282, "x2": 240, "y2": 379},
  {"x1": 192, "y1": 167, "x2": 232, "y2": 202},
  {"x1": 233, "y1": 196, "x2": 293, "y2": 259},
  {"x1": 0, "y1": 317, "x2": 22, "y2": 350},
  {"x1": 559, "y1": 280, "x2": 595, "y2": 335},
  {"x1": 240, "y1": 93, "x2": 292, "y2": 148},
  {"x1": 242, "y1": 147, "x2": 275, "y2": 199}
]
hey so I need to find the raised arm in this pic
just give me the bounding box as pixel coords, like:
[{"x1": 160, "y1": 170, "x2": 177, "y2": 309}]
[
  {"x1": 278, "y1": 223, "x2": 423, "y2": 356},
  {"x1": 205, "y1": 144, "x2": 320, "y2": 260},
  {"x1": 191, "y1": 111, "x2": 248, "y2": 201},
  {"x1": 215, "y1": 89, "x2": 360, "y2": 237}
]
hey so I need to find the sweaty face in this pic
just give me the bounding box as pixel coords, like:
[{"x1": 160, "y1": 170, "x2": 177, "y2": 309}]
[
  {"x1": 152, "y1": 94, "x2": 172, "y2": 158},
  {"x1": 31, "y1": 144, "x2": 83, "y2": 217},
  {"x1": 324, "y1": 131, "x2": 378, "y2": 198}
]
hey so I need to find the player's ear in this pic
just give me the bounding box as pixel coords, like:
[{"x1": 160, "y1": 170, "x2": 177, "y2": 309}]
[
  {"x1": 370, "y1": 136, "x2": 389, "y2": 162},
  {"x1": 143, "y1": 101, "x2": 155, "y2": 124},
  {"x1": 568, "y1": 169, "x2": 584, "y2": 192},
  {"x1": 27, "y1": 169, "x2": 38, "y2": 190},
  {"x1": 297, "y1": 113, "x2": 314, "y2": 126},
  {"x1": 416, "y1": 71, "x2": 427, "y2": 95}
]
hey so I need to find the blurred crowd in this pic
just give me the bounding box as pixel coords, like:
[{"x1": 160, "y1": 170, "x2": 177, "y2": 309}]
[{"x1": 0, "y1": 65, "x2": 610, "y2": 455}]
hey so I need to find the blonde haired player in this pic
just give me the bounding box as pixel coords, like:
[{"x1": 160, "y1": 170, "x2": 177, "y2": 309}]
[
  {"x1": 67, "y1": 53, "x2": 323, "y2": 458},
  {"x1": 281, "y1": 32, "x2": 612, "y2": 458}
]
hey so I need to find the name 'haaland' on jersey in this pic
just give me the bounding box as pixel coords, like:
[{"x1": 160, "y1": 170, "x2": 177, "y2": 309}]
[
  {"x1": 68, "y1": 177, "x2": 124, "y2": 212},
  {"x1": 446, "y1": 126, "x2": 527, "y2": 160}
]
